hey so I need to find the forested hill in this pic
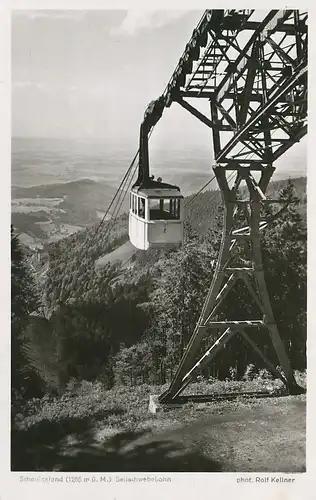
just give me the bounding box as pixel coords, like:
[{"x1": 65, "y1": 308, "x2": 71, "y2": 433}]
[
  {"x1": 40, "y1": 176, "x2": 306, "y2": 313},
  {"x1": 14, "y1": 175, "x2": 306, "y2": 397},
  {"x1": 182, "y1": 175, "x2": 306, "y2": 235},
  {"x1": 12, "y1": 178, "x2": 126, "y2": 229}
]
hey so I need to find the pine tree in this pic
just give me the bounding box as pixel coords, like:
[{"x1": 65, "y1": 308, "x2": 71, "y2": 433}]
[
  {"x1": 262, "y1": 179, "x2": 307, "y2": 369},
  {"x1": 11, "y1": 225, "x2": 41, "y2": 403}
]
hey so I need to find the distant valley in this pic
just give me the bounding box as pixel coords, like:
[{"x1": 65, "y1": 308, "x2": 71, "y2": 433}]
[
  {"x1": 11, "y1": 178, "x2": 124, "y2": 248},
  {"x1": 11, "y1": 136, "x2": 307, "y2": 251}
]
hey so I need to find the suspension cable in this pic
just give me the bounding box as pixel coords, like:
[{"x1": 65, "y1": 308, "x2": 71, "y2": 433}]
[
  {"x1": 87, "y1": 149, "x2": 139, "y2": 248},
  {"x1": 184, "y1": 173, "x2": 217, "y2": 207},
  {"x1": 83, "y1": 127, "x2": 156, "y2": 257},
  {"x1": 185, "y1": 170, "x2": 235, "y2": 210},
  {"x1": 100, "y1": 160, "x2": 138, "y2": 245}
]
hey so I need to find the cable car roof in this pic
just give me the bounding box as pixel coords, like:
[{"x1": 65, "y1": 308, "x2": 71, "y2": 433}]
[
  {"x1": 132, "y1": 188, "x2": 183, "y2": 199},
  {"x1": 131, "y1": 179, "x2": 183, "y2": 198}
]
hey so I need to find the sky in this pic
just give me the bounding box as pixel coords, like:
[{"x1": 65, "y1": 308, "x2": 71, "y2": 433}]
[
  {"x1": 12, "y1": 10, "x2": 213, "y2": 150},
  {"x1": 11, "y1": 9, "x2": 306, "y2": 172}
]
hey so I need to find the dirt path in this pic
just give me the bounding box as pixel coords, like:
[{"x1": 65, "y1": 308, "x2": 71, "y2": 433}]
[
  {"x1": 12, "y1": 395, "x2": 305, "y2": 472},
  {"x1": 131, "y1": 396, "x2": 306, "y2": 472}
]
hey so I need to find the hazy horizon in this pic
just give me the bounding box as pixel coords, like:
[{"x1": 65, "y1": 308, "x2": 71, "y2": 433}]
[{"x1": 12, "y1": 135, "x2": 307, "y2": 195}]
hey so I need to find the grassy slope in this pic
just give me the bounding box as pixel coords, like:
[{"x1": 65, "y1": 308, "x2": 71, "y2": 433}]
[
  {"x1": 95, "y1": 240, "x2": 137, "y2": 270},
  {"x1": 12, "y1": 376, "x2": 306, "y2": 473}
]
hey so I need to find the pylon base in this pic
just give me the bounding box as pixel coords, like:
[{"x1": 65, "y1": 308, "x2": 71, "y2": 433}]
[
  {"x1": 288, "y1": 384, "x2": 306, "y2": 395},
  {"x1": 148, "y1": 395, "x2": 184, "y2": 414},
  {"x1": 149, "y1": 388, "x2": 299, "y2": 413}
]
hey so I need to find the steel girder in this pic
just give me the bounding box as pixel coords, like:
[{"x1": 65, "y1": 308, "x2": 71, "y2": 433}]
[{"x1": 144, "y1": 9, "x2": 307, "y2": 403}]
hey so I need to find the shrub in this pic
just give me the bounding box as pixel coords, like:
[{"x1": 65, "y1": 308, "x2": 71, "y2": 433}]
[
  {"x1": 243, "y1": 364, "x2": 257, "y2": 381},
  {"x1": 257, "y1": 368, "x2": 273, "y2": 380}
]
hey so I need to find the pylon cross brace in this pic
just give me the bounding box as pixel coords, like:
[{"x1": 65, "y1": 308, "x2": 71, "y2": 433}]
[{"x1": 159, "y1": 164, "x2": 303, "y2": 403}]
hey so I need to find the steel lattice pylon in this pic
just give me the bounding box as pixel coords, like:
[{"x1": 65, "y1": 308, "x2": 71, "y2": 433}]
[{"x1": 138, "y1": 9, "x2": 307, "y2": 402}]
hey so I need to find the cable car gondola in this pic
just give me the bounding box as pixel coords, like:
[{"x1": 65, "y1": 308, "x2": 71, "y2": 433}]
[
  {"x1": 129, "y1": 177, "x2": 184, "y2": 251},
  {"x1": 129, "y1": 118, "x2": 184, "y2": 251}
]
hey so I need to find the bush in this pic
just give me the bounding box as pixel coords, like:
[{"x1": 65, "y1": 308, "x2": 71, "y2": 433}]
[
  {"x1": 257, "y1": 369, "x2": 273, "y2": 380},
  {"x1": 243, "y1": 364, "x2": 257, "y2": 381}
]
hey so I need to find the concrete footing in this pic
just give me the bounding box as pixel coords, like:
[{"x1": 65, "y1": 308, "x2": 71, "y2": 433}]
[
  {"x1": 148, "y1": 395, "x2": 160, "y2": 414},
  {"x1": 148, "y1": 395, "x2": 184, "y2": 414}
]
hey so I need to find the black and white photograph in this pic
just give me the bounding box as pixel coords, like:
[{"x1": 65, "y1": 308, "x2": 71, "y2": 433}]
[{"x1": 10, "y1": 8, "x2": 308, "y2": 477}]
